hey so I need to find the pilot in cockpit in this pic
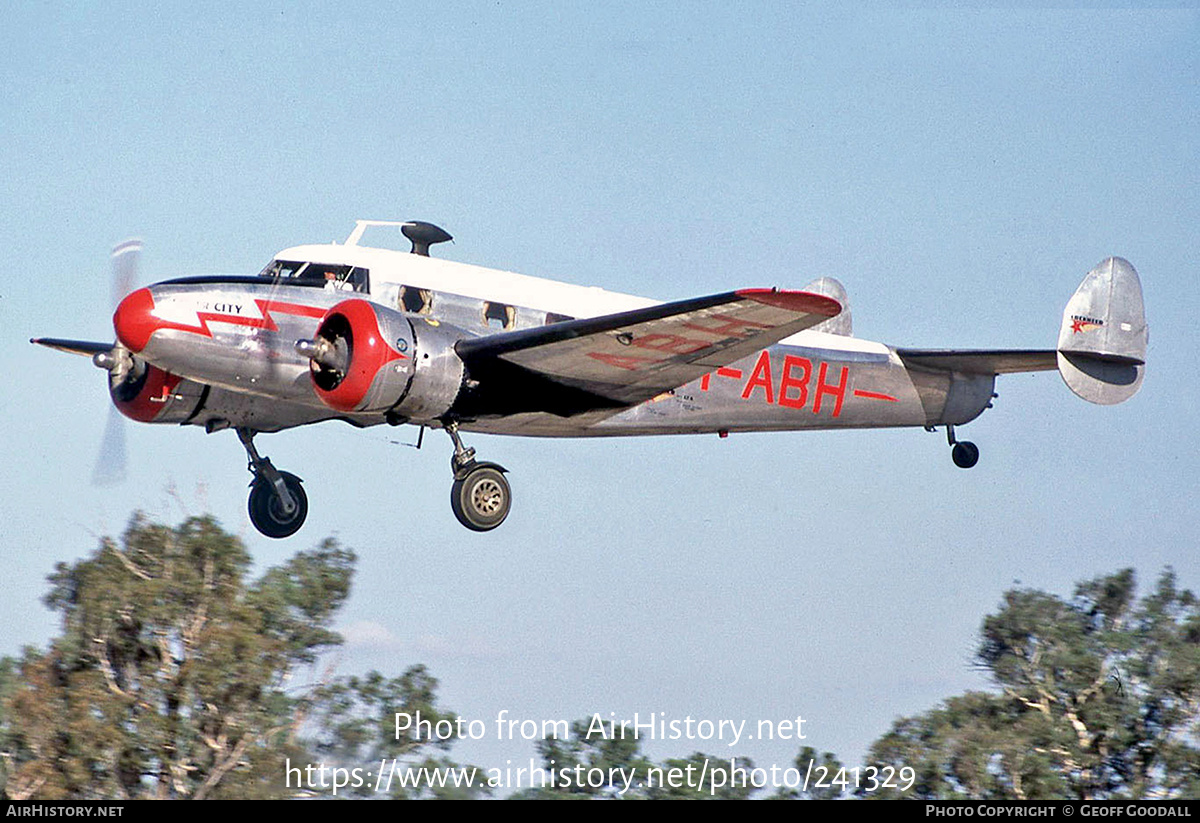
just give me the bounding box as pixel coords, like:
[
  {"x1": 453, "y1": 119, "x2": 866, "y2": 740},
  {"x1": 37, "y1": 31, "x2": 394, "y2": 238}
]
[{"x1": 322, "y1": 268, "x2": 346, "y2": 291}]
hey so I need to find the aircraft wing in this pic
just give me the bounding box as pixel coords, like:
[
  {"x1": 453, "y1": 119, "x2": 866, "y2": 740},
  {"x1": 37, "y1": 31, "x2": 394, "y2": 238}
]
[
  {"x1": 895, "y1": 349, "x2": 1058, "y2": 374},
  {"x1": 456, "y1": 288, "x2": 842, "y2": 411},
  {"x1": 31, "y1": 337, "x2": 113, "y2": 357}
]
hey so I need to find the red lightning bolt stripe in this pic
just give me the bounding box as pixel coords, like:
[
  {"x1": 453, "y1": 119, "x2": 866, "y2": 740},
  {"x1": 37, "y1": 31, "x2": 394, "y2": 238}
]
[{"x1": 114, "y1": 288, "x2": 326, "y2": 352}]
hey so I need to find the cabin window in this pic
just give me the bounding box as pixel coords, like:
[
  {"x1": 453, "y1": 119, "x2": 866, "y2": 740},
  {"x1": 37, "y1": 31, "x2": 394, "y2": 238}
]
[
  {"x1": 545, "y1": 312, "x2": 575, "y2": 325},
  {"x1": 484, "y1": 301, "x2": 514, "y2": 330},
  {"x1": 399, "y1": 285, "x2": 432, "y2": 314}
]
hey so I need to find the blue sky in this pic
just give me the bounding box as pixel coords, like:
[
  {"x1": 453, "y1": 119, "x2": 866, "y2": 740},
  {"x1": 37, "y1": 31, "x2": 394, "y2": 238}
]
[{"x1": 2, "y1": 3, "x2": 1197, "y2": 789}]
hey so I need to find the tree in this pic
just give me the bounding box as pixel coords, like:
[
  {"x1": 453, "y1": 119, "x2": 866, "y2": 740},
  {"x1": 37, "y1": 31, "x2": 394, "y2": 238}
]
[
  {"x1": 514, "y1": 717, "x2": 761, "y2": 799},
  {"x1": 864, "y1": 569, "x2": 1200, "y2": 800},
  {"x1": 773, "y1": 746, "x2": 846, "y2": 800},
  {"x1": 512, "y1": 717, "x2": 656, "y2": 799},
  {"x1": 305, "y1": 667, "x2": 490, "y2": 799},
  {"x1": 0, "y1": 513, "x2": 475, "y2": 800},
  {"x1": 645, "y1": 753, "x2": 760, "y2": 800}
]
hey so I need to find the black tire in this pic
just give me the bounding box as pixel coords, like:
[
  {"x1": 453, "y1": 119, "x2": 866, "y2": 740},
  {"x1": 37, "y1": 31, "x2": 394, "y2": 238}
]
[
  {"x1": 450, "y1": 466, "x2": 511, "y2": 532},
  {"x1": 248, "y1": 472, "x2": 308, "y2": 538},
  {"x1": 952, "y1": 441, "x2": 980, "y2": 469}
]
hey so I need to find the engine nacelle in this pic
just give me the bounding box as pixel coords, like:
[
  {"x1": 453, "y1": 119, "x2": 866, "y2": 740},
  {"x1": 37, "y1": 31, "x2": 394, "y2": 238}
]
[
  {"x1": 102, "y1": 349, "x2": 204, "y2": 423},
  {"x1": 306, "y1": 299, "x2": 465, "y2": 421}
]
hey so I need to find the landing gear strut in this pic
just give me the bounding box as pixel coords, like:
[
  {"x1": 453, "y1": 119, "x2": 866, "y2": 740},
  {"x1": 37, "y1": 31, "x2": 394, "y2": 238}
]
[
  {"x1": 945, "y1": 425, "x2": 980, "y2": 469},
  {"x1": 238, "y1": 428, "x2": 308, "y2": 538},
  {"x1": 445, "y1": 421, "x2": 511, "y2": 532}
]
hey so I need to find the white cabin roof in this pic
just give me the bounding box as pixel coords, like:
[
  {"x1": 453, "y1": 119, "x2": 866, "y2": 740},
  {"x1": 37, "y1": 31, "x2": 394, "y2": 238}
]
[
  {"x1": 272, "y1": 240, "x2": 657, "y2": 321},
  {"x1": 271, "y1": 222, "x2": 888, "y2": 355}
]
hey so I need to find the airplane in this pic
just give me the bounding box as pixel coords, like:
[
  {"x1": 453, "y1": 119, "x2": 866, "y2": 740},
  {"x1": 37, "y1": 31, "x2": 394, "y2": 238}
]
[{"x1": 33, "y1": 219, "x2": 1148, "y2": 537}]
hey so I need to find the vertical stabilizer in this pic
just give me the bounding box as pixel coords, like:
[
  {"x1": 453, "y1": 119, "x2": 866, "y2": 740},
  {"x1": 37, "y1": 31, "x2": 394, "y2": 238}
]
[
  {"x1": 1057, "y1": 257, "x2": 1147, "y2": 405},
  {"x1": 801, "y1": 277, "x2": 852, "y2": 336}
]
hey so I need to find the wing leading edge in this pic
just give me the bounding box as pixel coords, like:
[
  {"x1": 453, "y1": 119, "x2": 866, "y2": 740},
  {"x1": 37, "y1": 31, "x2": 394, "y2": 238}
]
[{"x1": 455, "y1": 288, "x2": 842, "y2": 415}]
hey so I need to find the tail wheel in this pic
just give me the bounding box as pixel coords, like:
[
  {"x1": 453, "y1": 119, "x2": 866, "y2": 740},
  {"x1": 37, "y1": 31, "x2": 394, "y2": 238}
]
[
  {"x1": 451, "y1": 465, "x2": 511, "y2": 532},
  {"x1": 248, "y1": 472, "x2": 308, "y2": 538}
]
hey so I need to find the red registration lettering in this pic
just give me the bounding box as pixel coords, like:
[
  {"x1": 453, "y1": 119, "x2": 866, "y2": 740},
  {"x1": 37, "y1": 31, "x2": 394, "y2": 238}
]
[
  {"x1": 778, "y1": 355, "x2": 812, "y2": 409},
  {"x1": 740, "y1": 350, "x2": 775, "y2": 404},
  {"x1": 587, "y1": 352, "x2": 655, "y2": 371},
  {"x1": 813, "y1": 362, "x2": 848, "y2": 417},
  {"x1": 630, "y1": 333, "x2": 710, "y2": 355},
  {"x1": 702, "y1": 353, "x2": 849, "y2": 417},
  {"x1": 700, "y1": 367, "x2": 744, "y2": 391},
  {"x1": 683, "y1": 313, "x2": 771, "y2": 338}
]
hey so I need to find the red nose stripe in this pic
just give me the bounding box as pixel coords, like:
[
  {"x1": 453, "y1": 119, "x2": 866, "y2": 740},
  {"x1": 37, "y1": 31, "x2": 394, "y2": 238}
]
[
  {"x1": 114, "y1": 289, "x2": 328, "y2": 353},
  {"x1": 113, "y1": 288, "x2": 157, "y2": 353}
]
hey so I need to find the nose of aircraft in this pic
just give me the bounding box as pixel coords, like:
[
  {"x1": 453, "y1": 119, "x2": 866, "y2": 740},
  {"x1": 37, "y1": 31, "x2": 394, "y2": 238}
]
[{"x1": 112, "y1": 287, "x2": 156, "y2": 353}]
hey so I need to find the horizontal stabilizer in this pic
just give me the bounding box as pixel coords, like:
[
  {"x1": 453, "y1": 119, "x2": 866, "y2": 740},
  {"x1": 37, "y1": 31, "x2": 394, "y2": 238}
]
[
  {"x1": 896, "y1": 349, "x2": 1057, "y2": 375},
  {"x1": 1056, "y1": 257, "x2": 1147, "y2": 405}
]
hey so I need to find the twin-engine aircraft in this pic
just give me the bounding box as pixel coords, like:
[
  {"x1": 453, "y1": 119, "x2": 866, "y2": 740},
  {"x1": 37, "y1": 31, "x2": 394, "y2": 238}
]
[{"x1": 33, "y1": 220, "x2": 1147, "y2": 536}]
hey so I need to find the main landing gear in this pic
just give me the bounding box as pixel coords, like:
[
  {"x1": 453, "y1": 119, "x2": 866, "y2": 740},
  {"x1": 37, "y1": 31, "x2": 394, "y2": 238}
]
[
  {"x1": 234, "y1": 423, "x2": 508, "y2": 536},
  {"x1": 238, "y1": 428, "x2": 308, "y2": 538},
  {"x1": 444, "y1": 421, "x2": 511, "y2": 532},
  {"x1": 944, "y1": 425, "x2": 980, "y2": 469}
]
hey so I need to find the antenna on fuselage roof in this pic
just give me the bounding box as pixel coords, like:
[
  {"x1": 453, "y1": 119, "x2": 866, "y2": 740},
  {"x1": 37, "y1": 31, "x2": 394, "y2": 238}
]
[
  {"x1": 343, "y1": 220, "x2": 453, "y2": 256},
  {"x1": 401, "y1": 221, "x2": 453, "y2": 256}
]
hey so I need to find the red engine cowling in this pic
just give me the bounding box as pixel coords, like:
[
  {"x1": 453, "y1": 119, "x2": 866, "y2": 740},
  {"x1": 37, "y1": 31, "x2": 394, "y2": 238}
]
[
  {"x1": 110, "y1": 355, "x2": 204, "y2": 423},
  {"x1": 308, "y1": 299, "x2": 465, "y2": 421}
]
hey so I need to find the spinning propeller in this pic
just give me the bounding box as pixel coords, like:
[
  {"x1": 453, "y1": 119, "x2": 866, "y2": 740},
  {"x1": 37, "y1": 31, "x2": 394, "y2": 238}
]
[{"x1": 90, "y1": 240, "x2": 142, "y2": 486}]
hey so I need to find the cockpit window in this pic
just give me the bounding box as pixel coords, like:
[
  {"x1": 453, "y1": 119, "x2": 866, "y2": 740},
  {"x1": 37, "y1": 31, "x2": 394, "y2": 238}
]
[
  {"x1": 258, "y1": 259, "x2": 306, "y2": 279},
  {"x1": 257, "y1": 259, "x2": 370, "y2": 293}
]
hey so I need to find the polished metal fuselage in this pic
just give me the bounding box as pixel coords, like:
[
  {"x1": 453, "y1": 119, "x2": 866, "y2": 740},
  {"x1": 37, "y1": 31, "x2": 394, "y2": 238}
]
[{"x1": 119, "y1": 243, "x2": 995, "y2": 438}]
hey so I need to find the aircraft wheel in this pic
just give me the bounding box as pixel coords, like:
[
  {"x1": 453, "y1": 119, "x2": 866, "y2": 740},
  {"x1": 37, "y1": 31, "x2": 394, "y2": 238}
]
[
  {"x1": 248, "y1": 472, "x2": 308, "y2": 538},
  {"x1": 952, "y1": 441, "x2": 980, "y2": 469},
  {"x1": 451, "y1": 465, "x2": 511, "y2": 532}
]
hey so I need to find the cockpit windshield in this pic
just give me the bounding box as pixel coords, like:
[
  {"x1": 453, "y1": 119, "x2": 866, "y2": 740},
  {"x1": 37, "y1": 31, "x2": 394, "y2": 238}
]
[
  {"x1": 258, "y1": 259, "x2": 306, "y2": 279},
  {"x1": 257, "y1": 259, "x2": 370, "y2": 293}
]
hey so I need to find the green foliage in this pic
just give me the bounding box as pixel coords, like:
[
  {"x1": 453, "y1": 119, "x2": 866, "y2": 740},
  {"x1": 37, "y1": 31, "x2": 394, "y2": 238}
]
[
  {"x1": 0, "y1": 513, "x2": 474, "y2": 800},
  {"x1": 514, "y1": 717, "x2": 656, "y2": 799},
  {"x1": 864, "y1": 569, "x2": 1200, "y2": 800},
  {"x1": 773, "y1": 746, "x2": 846, "y2": 800},
  {"x1": 515, "y1": 718, "x2": 760, "y2": 799},
  {"x1": 0, "y1": 655, "x2": 18, "y2": 792},
  {"x1": 645, "y1": 752, "x2": 760, "y2": 800},
  {"x1": 12, "y1": 519, "x2": 1195, "y2": 802},
  {"x1": 305, "y1": 667, "x2": 490, "y2": 799}
]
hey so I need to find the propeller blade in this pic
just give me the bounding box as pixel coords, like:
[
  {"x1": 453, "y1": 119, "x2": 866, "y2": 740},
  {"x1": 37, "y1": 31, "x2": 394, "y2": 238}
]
[
  {"x1": 91, "y1": 239, "x2": 142, "y2": 486},
  {"x1": 92, "y1": 405, "x2": 128, "y2": 486},
  {"x1": 110, "y1": 240, "x2": 142, "y2": 310}
]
